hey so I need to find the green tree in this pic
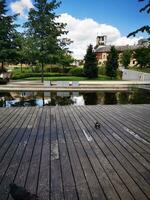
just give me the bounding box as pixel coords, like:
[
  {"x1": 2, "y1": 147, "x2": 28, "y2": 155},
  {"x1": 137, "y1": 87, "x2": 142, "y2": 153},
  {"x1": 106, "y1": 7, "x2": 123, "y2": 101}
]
[
  {"x1": 128, "y1": 0, "x2": 150, "y2": 37},
  {"x1": 0, "y1": 0, "x2": 18, "y2": 72},
  {"x1": 133, "y1": 45, "x2": 150, "y2": 67},
  {"x1": 84, "y1": 44, "x2": 98, "y2": 78},
  {"x1": 58, "y1": 52, "x2": 74, "y2": 73},
  {"x1": 106, "y1": 46, "x2": 118, "y2": 78},
  {"x1": 25, "y1": 0, "x2": 67, "y2": 82},
  {"x1": 120, "y1": 49, "x2": 132, "y2": 68}
]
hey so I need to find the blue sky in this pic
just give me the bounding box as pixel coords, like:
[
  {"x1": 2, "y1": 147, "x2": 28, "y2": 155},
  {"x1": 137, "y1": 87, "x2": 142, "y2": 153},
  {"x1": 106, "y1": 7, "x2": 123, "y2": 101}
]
[
  {"x1": 56, "y1": 0, "x2": 149, "y2": 36},
  {"x1": 6, "y1": 0, "x2": 150, "y2": 58}
]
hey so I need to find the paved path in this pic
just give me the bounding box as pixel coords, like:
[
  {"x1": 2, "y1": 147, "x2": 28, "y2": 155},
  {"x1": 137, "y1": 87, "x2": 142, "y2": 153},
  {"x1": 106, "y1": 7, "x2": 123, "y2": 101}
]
[{"x1": 0, "y1": 80, "x2": 150, "y2": 91}]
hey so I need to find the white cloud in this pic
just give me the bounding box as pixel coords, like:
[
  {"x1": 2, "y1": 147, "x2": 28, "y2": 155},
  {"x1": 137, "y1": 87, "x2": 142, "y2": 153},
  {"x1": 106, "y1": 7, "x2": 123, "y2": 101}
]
[
  {"x1": 10, "y1": 0, "x2": 33, "y2": 18},
  {"x1": 58, "y1": 13, "x2": 141, "y2": 59}
]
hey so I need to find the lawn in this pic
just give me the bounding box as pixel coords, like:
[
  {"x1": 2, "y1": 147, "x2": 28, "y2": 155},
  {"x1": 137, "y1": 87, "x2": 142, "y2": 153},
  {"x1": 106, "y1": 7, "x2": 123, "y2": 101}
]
[{"x1": 24, "y1": 75, "x2": 114, "y2": 81}]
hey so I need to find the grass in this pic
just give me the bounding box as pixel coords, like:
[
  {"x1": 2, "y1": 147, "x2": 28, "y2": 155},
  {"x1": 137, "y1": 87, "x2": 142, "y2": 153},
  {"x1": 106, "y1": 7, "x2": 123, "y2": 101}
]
[{"x1": 24, "y1": 75, "x2": 115, "y2": 81}]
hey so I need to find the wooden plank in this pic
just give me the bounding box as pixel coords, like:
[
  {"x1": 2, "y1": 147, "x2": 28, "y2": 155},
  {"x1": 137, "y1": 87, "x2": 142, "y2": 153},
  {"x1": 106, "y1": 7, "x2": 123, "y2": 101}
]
[
  {"x1": 63, "y1": 106, "x2": 108, "y2": 200},
  {"x1": 108, "y1": 105, "x2": 150, "y2": 141},
  {"x1": 86, "y1": 105, "x2": 150, "y2": 173},
  {"x1": 72, "y1": 106, "x2": 149, "y2": 200},
  {"x1": 37, "y1": 107, "x2": 50, "y2": 200},
  {"x1": 25, "y1": 108, "x2": 46, "y2": 197},
  {"x1": 67, "y1": 106, "x2": 111, "y2": 200},
  {"x1": 0, "y1": 107, "x2": 35, "y2": 200},
  {"x1": 0, "y1": 105, "x2": 149, "y2": 200},
  {"x1": 50, "y1": 107, "x2": 64, "y2": 200},
  {"x1": 55, "y1": 106, "x2": 79, "y2": 200},
  {"x1": 0, "y1": 108, "x2": 23, "y2": 142},
  {"x1": 96, "y1": 105, "x2": 150, "y2": 160},
  {"x1": 67, "y1": 106, "x2": 134, "y2": 200},
  {"x1": 60, "y1": 106, "x2": 92, "y2": 200},
  {"x1": 0, "y1": 108, "x2": 27, "y2": 163},
  {"x1": 0, "y1": 107, "x2": 30, "y2": 163},
  {"x1": 0, "y1": 108, "x2": 18, "y2": 130},
  {"x1": 11, "y1": 108, "x2": 43, "y2": 189},
  {"x1": 80, "y1": 106, "x2": 150, "y2": 194},
  {"x1": 7, "y1": 108, "x2": 39, "y2": 200}
]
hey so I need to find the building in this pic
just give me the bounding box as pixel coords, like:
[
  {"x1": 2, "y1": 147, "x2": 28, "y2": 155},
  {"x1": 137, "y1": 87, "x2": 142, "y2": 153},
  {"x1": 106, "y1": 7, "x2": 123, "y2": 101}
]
[{"x1": 95, "y1": 36, "x2": 150, "y2": 67}]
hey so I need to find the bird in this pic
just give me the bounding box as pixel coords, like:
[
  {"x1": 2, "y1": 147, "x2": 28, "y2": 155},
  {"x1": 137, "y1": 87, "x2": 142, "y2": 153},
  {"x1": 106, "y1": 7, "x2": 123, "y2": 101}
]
[
  {"x1": 95, "y1": 122, "x2": 101, "y2": 129},
  {"x1": 9, "y1": 183, "x2": 39, "y2": 200}
]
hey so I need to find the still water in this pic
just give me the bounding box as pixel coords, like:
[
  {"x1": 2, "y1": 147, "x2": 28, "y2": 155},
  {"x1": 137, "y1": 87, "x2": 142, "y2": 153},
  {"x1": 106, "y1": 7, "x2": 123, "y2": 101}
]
[{"x1": 0, "y1": 88, "x2": 150, "y2": 107}]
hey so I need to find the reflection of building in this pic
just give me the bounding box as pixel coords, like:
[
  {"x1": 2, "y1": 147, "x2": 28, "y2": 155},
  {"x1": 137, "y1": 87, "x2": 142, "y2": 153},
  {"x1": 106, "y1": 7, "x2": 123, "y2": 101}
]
[{"x1": 95, "y1": 36, "x2": 150, "y2": 67}]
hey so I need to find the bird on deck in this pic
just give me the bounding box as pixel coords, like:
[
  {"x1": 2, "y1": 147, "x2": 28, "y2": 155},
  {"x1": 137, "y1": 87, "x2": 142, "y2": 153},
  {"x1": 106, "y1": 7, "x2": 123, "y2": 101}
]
[
  {"x1": 95, "y1": 122, "x2": 101, "y2": 129},
  {"x1": 9, "y1": 183, "x2": 39, "y2": 200}
]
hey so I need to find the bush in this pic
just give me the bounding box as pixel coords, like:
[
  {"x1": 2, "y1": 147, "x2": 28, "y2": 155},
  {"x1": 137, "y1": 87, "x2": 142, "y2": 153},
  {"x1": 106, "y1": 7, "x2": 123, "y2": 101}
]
[
  {"x1": 11, "y1": 72, "x2": 69, "y2": 80},
  {"x1": 44, "y1": 65, "x2": 61, "y2": 73},
  {"x1": 34, "y1": 65, "x2": 41, "y2": 73},
  {"x1": 98, "y1": 66, "x2": 106, "y2": 75},
  {"x1": 69, "y1": 67, "x2": 84, "y2": 76}
]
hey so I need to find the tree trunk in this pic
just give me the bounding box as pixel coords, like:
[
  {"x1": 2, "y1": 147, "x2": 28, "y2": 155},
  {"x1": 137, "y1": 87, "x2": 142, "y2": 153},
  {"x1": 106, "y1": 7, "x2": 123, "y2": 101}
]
[
  {"x1": 1, "y1": 61, "x2": 4, "y2": 71},
  {"x1": 21, "y1": 63, "x2": 23, "y2": 73},
  {"x1": 41, "y1": 61, "x2": 44, "y2": 83}
]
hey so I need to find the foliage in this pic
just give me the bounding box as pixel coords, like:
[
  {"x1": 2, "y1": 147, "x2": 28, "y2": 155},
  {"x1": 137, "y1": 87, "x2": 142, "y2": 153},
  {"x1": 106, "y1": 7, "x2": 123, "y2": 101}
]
[
  {"x1": 98, "y1": 66, "x2": 106, "y2": 75},
  {"x1": 105, "y1": 46, "x2": 118, "y2": 78},
  {"x1": 11, "y1": 72, "x2": 66, "y2": 80},
  {"x1": 24, "y1": 0, "x2": 68, "y2": 82},
  {"x1": 84, "y1": 44, "x2": 98, "y2": 78},
  {"x1": 69, "y1": 67, "x2": 84, "y2": 76},
  {"x1": 0, "y1": 0, "x2": 19, "y2": 71},
  {"x1": 133, "y1": 45, "x2": 150, "y2": 67},
  {"x1": 120, "y1": 49, "x2": 132, "y2": 68},
  {"x1": 128, "y1": 0, "x2": 150, "y2": 37},
  {"x1": 57, "y1": 51, "x2": 74, "y2": 72}
]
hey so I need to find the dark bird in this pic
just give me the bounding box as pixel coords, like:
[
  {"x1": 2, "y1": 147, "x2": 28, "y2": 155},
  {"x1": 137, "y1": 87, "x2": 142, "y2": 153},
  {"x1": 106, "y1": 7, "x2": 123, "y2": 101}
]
[
  {"x1": 9, "y1": 183, "x2": 39, "y2": 200},
  {"x1": 95, "y1": 122, "x2": 101, "y2": 129}
]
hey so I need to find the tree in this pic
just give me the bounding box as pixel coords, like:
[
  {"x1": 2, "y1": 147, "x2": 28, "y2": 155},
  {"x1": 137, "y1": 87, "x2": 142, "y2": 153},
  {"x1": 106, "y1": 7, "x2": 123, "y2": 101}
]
[
  {"x1": 58, "y1": 51, "x2": 74, "y2": 73},
  {"x1": 84, "y1": 44, "x2": 98, "y2": 78},
  {"x1": 133, "y1": 45, "x2": 150, "y2": 67},
  {"x1": 120, "y1": 49, "x2": 132, "y2": 68},
  {"x1": 24, "y1": 0, "x2": 67, "y2": 82},
  {"x1": 128, "y1": 0, "x2": 150, "y2": 37},
  {"x1": 0, "y1": 0, "x2": 18, "y2": 72},
  {"x1": 105, "y1": 46, "x2": 118, "y2": 78}
]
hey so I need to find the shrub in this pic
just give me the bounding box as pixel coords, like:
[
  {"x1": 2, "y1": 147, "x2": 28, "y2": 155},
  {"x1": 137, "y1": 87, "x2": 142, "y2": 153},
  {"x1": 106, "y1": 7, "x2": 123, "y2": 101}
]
[
  {"x1": 11, "y1": 72, "x2": 69, "y2": 80},
  {"x1": 44, "y1": 65, "x2": 61, "y2": 73},
  {"x1": 34, "y1": 65, "x2": 41, "y2": 73},
  {"x1": 98, "y1": 66, "x2": 106, "y2": 75},
  {"x1": 69, "y1": 67, "x2": 84, "y2": 76}
]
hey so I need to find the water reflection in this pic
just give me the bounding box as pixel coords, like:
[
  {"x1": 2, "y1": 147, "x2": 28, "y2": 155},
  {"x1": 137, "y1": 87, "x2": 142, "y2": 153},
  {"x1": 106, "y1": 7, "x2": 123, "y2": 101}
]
[{"x1": 0, "y1": 89, "x2": 150, "y2": 107}]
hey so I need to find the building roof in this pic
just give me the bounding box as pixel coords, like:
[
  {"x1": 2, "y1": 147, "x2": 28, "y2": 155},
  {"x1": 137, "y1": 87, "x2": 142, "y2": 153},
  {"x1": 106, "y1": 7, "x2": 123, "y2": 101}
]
[
  {"x1": 95, "y1": 45, "x2": 139, "y2": 53},
  {"x1": 95, "y1": 39, "x2": 150, "y2": 53}
]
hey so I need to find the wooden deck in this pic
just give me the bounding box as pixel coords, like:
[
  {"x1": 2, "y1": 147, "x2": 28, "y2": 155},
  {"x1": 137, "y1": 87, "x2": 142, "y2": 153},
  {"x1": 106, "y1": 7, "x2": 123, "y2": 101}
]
[{"x1": 0, "y1": 105, "x2": 150, "y2": 200}]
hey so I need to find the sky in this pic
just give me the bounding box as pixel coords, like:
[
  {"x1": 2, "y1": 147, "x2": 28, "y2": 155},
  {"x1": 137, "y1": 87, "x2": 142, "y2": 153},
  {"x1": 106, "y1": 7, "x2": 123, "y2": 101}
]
[{"x1": 6, "y1": 0, "x2": 150, "y2": 59}]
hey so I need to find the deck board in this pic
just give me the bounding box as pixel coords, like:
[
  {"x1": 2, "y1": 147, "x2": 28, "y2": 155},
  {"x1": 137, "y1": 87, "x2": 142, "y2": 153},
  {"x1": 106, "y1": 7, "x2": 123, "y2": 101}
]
[{"x1": 0, "y1": 105, "x2": 150, "y2": 200}]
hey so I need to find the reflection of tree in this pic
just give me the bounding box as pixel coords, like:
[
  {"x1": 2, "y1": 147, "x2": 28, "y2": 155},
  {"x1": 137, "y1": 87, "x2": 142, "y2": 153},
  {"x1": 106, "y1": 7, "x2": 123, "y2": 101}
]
[
  {"x1": 50, "y1": 92, "x2": 73, "y2": 105},
  {"x1": 83, "y1": 93, "x2": 98, "y2": 105},
  {"x1": 104, "y1": 92, "x2": 117, "y2": 104},
  {"x1": 0, "y1": 93, "x2": 13, "y2": 107},
  {"x1": 118, "y1": 92, "x2": 129, "y2": 104},
  {"x1": 130, "y1": 89, "x2": 150, "y2": 104}
]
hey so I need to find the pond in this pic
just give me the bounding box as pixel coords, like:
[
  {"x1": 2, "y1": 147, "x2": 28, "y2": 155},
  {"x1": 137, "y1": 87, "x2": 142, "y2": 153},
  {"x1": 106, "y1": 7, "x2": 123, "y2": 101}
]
[{"x1": 0, "y1": 88, "x2": 150, "y2": 107}]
